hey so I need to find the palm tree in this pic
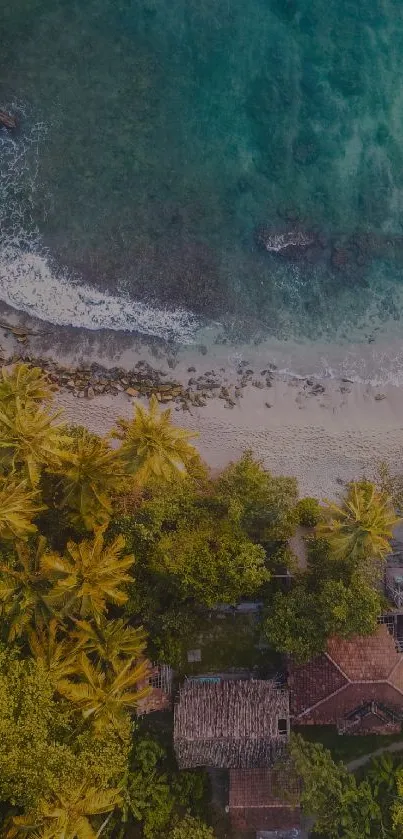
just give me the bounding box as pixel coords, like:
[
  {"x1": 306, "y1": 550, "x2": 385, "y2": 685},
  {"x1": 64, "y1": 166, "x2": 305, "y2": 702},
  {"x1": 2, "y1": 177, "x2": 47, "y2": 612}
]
[
  {"x1": 58, "y1": 652, "x2": 151, "y2": 733},
  {"x1": 42, "y1": 531, "x2": 134, "y2": 621},
  {"x1": 317, "y1": 480, "x2": 400, "y2": 563},
  {"x1": 111, "y1": 394, "x2": 198, "y2": 484},
  {"x1": 73, "y1": 617, "x2": 147, "y2": 673},
  {"x1": 0, "y1": 401, "x2": 71, "y2": 486},
  {"x1": 6, "y1": 780, "x2": 121, "y2": 838},
  {"x1": 0, "y1": 362, "x2": 54, "y2": 408},
  {"x1": 53, "y1": 429, "x2": 123, "y2": 530},
  {"x1": 0, "y1": 475, "x2": 44, "y2": 540},
  {"x1": 28, "y1": 619, "x2": 78, "y2": 688},
  {"x1": 0, "y1": 538, "x2": 56, "y2": 640}
]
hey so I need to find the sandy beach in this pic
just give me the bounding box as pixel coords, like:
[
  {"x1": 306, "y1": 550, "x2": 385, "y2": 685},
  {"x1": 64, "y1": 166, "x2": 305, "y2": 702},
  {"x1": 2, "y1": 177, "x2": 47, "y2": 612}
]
[
  {"x1": 1, "y1": 304, "x2": 403, "y2": 500},
  {"x1": 52, "y1": 376, "x2": 403, "y2": 500}
]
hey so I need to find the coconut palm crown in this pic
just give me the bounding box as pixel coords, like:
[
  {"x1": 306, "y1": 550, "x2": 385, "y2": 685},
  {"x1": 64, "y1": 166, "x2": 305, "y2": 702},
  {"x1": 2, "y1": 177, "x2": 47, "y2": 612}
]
[
  {"x1": 0, "y1": 401, "x2": 70, "y2": 486},
  {"x1": 111, "y1": 395, "x2": 198, "y2": 484},
  {"x1": 54, "y1": 429, "x2": 123, "y2": 530},
  {"x1": 317, "y1": 480, "x2": 400, "y2": 562},
  {"x1": 73, "y1": 617, "x2": 147, "y2": 673},
  {"x1": 0, "y1": 476, "x2": 44, "y2": 540},
  {"x1": 58, "y1": 652, "x2": 151, "y2": 734},
  {"x1": 42, "y1": 531, "x2": 134, "y2": 621},
  {"x1": 6, "y1": 780, "x2": 121, "y2": 839},
  {"x1": 0, "y1": 362, "x2": 54, "y2": 408}
]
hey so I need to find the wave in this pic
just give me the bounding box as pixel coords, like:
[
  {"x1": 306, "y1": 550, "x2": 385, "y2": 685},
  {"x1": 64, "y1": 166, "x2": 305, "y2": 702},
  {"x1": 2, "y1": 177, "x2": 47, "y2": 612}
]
[{"x1": 0, "y1": 106, "x2": 199, "y2": 344}]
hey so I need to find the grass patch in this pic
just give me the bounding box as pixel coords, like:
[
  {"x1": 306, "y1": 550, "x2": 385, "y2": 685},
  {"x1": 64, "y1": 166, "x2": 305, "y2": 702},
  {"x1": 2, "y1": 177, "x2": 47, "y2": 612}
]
[
  {"x1": 295, "y1": 725, "x2": 403, "y2": 763},
  {"x1": 183, "y1": 611, "x2": 281, "y2": 677}
]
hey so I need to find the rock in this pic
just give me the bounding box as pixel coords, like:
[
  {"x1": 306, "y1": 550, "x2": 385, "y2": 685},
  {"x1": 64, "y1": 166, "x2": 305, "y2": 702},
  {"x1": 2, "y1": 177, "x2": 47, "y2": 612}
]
[
  {"x1": 252, "y1": 380, "x2": 264, "y2": 388},
  {"x1": 86, "y1": 387, "x2": 95, "y2": 399},
  {"x1": 187, "y1": 366, "x2": 196, "y2": 372},
  {"x1": 125, "y1": 387, "x2": 139, "y2": 397},
  {"x1": 66, "y1": 380, "x2": 75, "y2": 387},
  {"x1": 374, "y1": 393, "x2": 386, "y2": 401},
  {"x1": 256, "y1": 227, "x2": 316, "y2": 254},
  {"x1": 0, "y1": 110, "x2": 17, "y2": 130},
  {"x1": 265, "y1": 402, "x2": 272, "y2": 408}
]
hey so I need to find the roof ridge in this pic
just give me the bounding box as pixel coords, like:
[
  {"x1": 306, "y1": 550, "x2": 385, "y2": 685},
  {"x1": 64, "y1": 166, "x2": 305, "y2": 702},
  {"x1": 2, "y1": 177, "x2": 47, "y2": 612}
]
[
  {"x1": 325, "y1": 651, "x2": 351, "y2": 682},
  {"x1": 294, "y1": 682, "x2": 349, "y2": 719}
]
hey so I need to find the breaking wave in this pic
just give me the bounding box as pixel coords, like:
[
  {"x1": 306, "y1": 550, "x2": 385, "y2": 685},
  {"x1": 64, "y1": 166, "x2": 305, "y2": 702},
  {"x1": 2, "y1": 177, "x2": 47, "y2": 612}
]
[{"x1": 0, "y1": 108, "x2": 199, "y2": 344}]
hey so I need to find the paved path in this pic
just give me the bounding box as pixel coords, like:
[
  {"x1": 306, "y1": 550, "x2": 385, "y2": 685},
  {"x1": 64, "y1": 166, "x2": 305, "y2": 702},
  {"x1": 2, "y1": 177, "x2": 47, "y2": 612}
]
[{"x1": 347, "y1": 739, "x2": 403, "y2": 772}]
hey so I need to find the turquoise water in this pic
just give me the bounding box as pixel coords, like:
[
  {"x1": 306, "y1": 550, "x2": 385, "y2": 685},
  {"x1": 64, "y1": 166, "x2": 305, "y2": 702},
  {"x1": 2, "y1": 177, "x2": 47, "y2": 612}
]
[{"x1": 2, "y1": 0, "x2": 403, "y2": 344}]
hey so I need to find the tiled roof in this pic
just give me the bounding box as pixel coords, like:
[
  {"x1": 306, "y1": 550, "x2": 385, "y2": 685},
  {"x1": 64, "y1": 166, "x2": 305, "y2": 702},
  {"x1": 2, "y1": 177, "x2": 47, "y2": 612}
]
[
  {"x1": 327, "y1": 625, "x2": 401, "y2": 681},
  {"x1": 229, "y1": 768, "x2": 301, "y2": 832},
  {"x1": 289, "y1": 653, "x2": 347, "y2": 716},
  {"x1": 289, "y1": 625, "x2": 403, "y2": 723}
]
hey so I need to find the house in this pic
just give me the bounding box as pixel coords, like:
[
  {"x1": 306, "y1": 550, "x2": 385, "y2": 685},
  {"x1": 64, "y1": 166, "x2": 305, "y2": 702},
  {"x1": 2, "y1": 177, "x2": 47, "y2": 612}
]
[
  {"x1": 174, "y1": 679, "x2": 301, "y2": 836},
  {"x1": 288, "y1": 624, "x2": 403, "y2": 734},
  {"x1": 228, "y1": 767, "x2": 301, "y2": 834},
  {"x1": 137, "y1": 663, "x2": 173, "y2": 714},
  {"x1": 174, "y1": 679, "x2": 290, "y2": 769}
]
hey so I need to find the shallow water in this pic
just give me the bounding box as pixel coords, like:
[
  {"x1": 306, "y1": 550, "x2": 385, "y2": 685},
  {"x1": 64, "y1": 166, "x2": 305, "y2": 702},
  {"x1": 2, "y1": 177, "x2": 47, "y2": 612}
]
[{"x1": 2, "y1": 0, "x2": 403, "y2": 346}]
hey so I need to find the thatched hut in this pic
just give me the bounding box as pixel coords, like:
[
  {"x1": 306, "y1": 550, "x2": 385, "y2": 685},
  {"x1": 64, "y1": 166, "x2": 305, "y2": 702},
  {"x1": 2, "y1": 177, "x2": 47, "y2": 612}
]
[{"x1": 174, "y1": 679, "x2": 290, "y2": 769}]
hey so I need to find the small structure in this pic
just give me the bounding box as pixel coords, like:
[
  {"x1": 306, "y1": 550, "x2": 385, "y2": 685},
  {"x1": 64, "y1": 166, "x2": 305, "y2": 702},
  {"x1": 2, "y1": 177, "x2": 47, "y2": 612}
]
[
  {"x1": 174, "y1": 679, "x2": 289, "y2": 769},
  {"x1": 289, "y1": 625, "x2": 403, "y2": 734},
  {"x1": 228, "y1": 767, "x2": 301, "y2": 834},
  {"x1": 137, "y1": 663, "x2": 173, "y2": 715}
]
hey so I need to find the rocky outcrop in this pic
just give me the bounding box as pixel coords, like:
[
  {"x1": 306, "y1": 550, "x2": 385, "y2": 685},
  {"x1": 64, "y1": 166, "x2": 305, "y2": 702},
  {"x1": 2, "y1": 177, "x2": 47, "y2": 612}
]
[
  {"x1": 0, "y1": 110, "x2": 17, "y2": 130},
  {"x1": 256, "y1": 227, "x2": 316, "y2": 254}
]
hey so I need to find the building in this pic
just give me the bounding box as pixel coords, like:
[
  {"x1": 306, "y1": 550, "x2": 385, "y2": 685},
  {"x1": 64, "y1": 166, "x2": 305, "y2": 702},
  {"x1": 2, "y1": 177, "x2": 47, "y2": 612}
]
[
  {"x1": 288, "y1": 624, "x2": 403, "y2": 734},
  {"x1": 137, "y1": 663, "x2": 173, "y2": 714},
  {"x1": 174, "y1": 679, "x2": 290, "y2": 769},
  {"x1": 174, "y1": 679, "x2": 301, "y2": 836},
  {"x1": 228, "y1": 767, "x2": 301, "y2": 834}
]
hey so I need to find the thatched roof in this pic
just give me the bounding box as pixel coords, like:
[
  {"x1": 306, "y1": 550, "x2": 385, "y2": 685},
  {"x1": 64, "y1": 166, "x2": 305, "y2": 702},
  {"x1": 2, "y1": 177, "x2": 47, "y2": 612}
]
[{"x1": 174, "y1": 679, "x2": 289, "y2": 769}]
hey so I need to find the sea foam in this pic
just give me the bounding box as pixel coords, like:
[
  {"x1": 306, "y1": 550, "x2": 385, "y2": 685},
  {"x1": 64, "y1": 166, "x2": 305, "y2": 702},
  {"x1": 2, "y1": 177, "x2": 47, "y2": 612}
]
[{"x1": 0, "y1": 110, "x2": 198, "y2": 344}]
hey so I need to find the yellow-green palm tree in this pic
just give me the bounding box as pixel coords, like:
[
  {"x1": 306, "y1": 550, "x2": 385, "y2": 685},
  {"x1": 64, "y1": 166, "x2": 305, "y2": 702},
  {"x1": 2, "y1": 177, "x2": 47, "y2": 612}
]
[
  {"x1": 73, "y1": 617, "x2": 147, "y2": 673},
  {"x1": 0, "y1": 362, "x2": 54, "y2": 408},
  {"x1": 42, "y1": 532, "x2": 134, "y2": 621},
  {"x1": 53, "y1": 429, "x2": 123, "y2": 530},
  {"x1": 58, "y1": 652, "x2": 151, "y2": 733},
  {"x1": 317, "y1": 480, "x2": 400, "y2": 562},
  {"x1": 0, "y1": 400, "x2": 71, "y2": 486},
  {"x1": 28, "y1": 619, "x2": 78, "y2": 688},
  {"x1": 111, "y1": 394, "x2": 198, "y2": 484},
  {"x1": 0, "y1": 475, "x2": 44, "y2": 540},
  {"x1": 6, "y1": 780, "x2": 121, "y2": 838},
  {"x1": 0, "y1": 538, "x2": 57, "y2": 640}
]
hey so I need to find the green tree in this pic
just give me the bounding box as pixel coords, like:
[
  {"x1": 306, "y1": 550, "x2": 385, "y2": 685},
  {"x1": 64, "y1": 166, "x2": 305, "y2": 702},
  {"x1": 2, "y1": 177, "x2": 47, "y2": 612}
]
[
  {"x1": 53, "y1": 428, "x2": 123, "y2": 531},
  {"x1": 0, "y1": 362, "x2": 54, "y2": 407},
  {"x1": 0, "y1": 476, "x2": 44, "y2": 540},
  {"x1": 0, "y1": 402, "x2": 70, "y2": 486},
  {"x1": 0, "y1": 649, "x2": 129, "y2": 813},
  {"x1": 167, "y1": 815, "x2": 215, "y2": 839},
  {"x1": 124, "y1": 736, "x2": 207, "y2": 839},
  {"x1": 111, "y1": 395, "x2": 198, "y2": 484},
  {"x1": 152, "y1": 516, "x2": 268, "y2": 606},
  {"x1": 264, "y1": 573, "x2": 381, "y2": 662},
  {"x1": 7, "y1": 781, "x2": 121, "y2": 839},
  {"x1": 317, "y1": 480, "x2": 399, "y2": 563},
  {"x1": 0, "y1": 538, "x2": 56, "y2": 640},
  {"x1": 214, "y1": 450, "x2": 298, "y2": 544},
  {"x1": 290, "y1": 734, "x2": 381, "y2": 838},
  {"x1": 43, "y1": 532, "x2": 134, "y2": 621},
  {"x1": 58, "y1": 653, "x2": 150, "y2": 734},
  {"x1": 73, "y1": 617, "x2": 147, "y2": 673}
]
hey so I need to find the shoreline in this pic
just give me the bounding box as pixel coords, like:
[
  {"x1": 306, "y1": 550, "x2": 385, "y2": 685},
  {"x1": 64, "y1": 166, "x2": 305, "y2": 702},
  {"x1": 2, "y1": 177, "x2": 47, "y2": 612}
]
[{"x1": 2, "y1": 304, "x2": 403, "y2": 500}]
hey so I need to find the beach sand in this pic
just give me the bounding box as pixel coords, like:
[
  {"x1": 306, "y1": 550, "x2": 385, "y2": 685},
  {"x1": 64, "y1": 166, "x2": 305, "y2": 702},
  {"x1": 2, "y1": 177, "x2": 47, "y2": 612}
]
[
  {"x1": 54, "y1": 377, "x2": 403, "y2": 500},
  {"x1": 1, "y1": 303, "x2": 403, "y2": 500}
]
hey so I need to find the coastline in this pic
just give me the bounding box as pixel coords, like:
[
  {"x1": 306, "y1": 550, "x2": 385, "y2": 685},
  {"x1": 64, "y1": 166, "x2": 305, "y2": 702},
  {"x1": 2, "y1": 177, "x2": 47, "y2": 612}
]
[{"x1": 2, "y1": 303, "x2": 403, "y2": 500}]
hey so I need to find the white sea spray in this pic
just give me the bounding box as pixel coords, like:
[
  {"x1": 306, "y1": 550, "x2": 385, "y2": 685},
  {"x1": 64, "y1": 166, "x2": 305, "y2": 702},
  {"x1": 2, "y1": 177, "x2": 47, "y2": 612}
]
[{"x1": 0, "y1": 109, "x2": 198, "y2": 344}]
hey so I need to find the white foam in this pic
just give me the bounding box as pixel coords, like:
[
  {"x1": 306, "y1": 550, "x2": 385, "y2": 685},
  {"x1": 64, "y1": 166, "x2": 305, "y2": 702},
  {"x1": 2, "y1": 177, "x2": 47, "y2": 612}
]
[
  {"x1": 0, "y1": 108, "x2": 199, "y2": 344},
  {"x1": 0, "y1": 247, "x2": 198, "y2": 342}
]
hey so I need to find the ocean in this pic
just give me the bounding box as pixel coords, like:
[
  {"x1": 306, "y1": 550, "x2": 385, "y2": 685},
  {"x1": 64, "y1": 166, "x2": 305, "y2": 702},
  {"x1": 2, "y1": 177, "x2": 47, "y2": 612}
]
[{"x1": 2, "y1": 0, "x2": 403, "y2": 361}]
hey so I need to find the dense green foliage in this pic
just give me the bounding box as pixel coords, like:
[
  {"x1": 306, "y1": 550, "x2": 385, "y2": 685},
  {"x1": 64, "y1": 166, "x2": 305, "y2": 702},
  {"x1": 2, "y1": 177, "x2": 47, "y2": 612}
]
[
  {"x1": 0, "y1": 362, "x2": 398, "y2": 837},
  {"x1": 290, "y1": 735, "x2": 403, "y2": 838}
]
